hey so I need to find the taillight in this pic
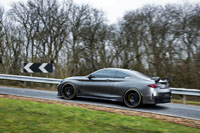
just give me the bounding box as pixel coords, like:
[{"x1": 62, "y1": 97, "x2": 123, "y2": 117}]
[{"x1": 148, "y1": 84, "x2": 158, "y2": 88}]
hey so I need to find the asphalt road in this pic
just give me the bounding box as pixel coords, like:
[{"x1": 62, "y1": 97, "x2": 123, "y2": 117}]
[{"x1": 0, "y1": 86, "x2": 200, "y2": 120}]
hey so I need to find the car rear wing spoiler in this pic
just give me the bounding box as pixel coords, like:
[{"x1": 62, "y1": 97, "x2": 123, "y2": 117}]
[{"x1": 152, "y1": 77, "x2": 169, "y2": 83}]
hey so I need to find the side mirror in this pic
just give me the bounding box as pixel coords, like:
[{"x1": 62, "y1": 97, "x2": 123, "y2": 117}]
[{"x1": 88, "y1": 75, "x2": 95, "y2": 80}]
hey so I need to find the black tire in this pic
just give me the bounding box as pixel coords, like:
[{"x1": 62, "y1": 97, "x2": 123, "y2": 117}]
[
  {"x1": 151, "y1": 103, "x2": 157, "y2": 106},
  {"x1": 61, "y1": 84, "x2": 76, "y2": 100},
  {"x1": 124, "y1": 89, "x2": 142, "y2": 108}
]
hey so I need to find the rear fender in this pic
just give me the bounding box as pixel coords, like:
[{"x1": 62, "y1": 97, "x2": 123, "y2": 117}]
[{"x1": 124, "y1": 88, "x2": 143, "y2": 97}]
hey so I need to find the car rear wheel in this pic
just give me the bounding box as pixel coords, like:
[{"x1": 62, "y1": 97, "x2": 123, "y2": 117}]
[
  {"x1": 61, "y1": 84, "x2": 76, "y2": 100},
  {"x1": 124, "y1": 90, "x2": 141, "y2": 108}
]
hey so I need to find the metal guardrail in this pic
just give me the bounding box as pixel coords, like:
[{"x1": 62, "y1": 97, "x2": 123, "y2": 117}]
[
  {"x1": 170, "y1": 87, "x2": 200, "y2": 104},
  {"x1": 0, "y1": 74, "x2": 61, "y2": 84},
  {"x1": 0, "y1": 74, "x2": 200, "y2": 104},
  {"x1": 171, "y1": 88, "x2": 200, "y2": 96}
]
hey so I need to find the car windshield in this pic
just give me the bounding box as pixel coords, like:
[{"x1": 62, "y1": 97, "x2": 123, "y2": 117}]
[{"x1": 127, "y1": 70, "x2": 151, "y2": 80}]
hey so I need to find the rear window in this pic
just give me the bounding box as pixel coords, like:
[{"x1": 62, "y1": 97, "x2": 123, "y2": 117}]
[
  {"x1": 127, "y1": 70, "x2": 151, "y2": 80},
  {"x1": 121, "y1": 70, "x2": 151, "y2": 80},
  {"x1": 115, "y1": 71, "x2": 130, "y2": 78}
]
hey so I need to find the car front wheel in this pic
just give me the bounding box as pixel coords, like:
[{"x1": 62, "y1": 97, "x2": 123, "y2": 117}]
[{"x1": 61, "y1": 84, "x2": 76, "y2": 100}]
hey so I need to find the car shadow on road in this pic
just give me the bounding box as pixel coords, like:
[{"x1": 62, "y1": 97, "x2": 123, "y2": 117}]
[
  {"x1": 138, "y1": 104, "x2": 168, "y2": 110},
  {"x1": 72, "y1": 97, "x2": 168, "y2": 110}
]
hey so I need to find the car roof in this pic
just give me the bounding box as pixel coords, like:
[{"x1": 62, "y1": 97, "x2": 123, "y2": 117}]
[
  {"x1": 101, "y1": 68, "x2": 151, "y2": 80},
  {"x1": 102, "y1": 68, "x2": 131, "y2": 72},
  {"x1": 100, "y1": 68, "x2": 136, "y2": 75}
]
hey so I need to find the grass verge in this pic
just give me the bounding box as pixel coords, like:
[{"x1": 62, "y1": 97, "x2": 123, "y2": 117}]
[{"x1": 0, "y1": 98, "x2": 199, "y2": 133}]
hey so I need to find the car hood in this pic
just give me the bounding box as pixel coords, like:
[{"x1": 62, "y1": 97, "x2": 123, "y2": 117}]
[{"x1": 63, "y1": 76, "x2": 86, "y2": 81}]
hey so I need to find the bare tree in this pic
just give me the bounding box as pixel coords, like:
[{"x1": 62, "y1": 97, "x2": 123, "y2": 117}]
[
  {"x1": 0, "y1": 6, "x2": 4, "y2": 73},
  {"x1": 0, "y1": 0, "x2": 200, "y2": 89}
]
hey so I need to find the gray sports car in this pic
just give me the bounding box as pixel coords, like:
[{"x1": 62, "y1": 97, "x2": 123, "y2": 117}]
[{"x1": 57, "y1": 68, "x2": 171, "y2": 108}]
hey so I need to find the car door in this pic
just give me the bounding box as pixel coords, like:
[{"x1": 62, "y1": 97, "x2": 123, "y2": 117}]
[
  {"x1": 110, "y1": 71, "x2": 131, "y2": 98},
  {"x1": 79, "y1": 69, "x2": 117, "y2": 98}
]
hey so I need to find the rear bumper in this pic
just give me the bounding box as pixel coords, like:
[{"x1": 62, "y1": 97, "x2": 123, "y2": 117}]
[
  {"x1": 143, "y1": 92, "x2": 171, "y2": 104},
  {"x1": 154, "y1": 93, "x2": 171, "y2": 103}
]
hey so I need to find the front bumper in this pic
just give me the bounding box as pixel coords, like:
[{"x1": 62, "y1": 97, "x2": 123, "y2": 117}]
[{"x1": 57, "y1": 84, "x2": 62, "y2": 96}]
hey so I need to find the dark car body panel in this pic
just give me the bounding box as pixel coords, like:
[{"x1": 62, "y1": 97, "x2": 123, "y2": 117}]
[
  {"x1": 78, "y1": 77, "x2": 114, "y2": 97},
  {"x1": 57, "y1": 68, "x2": 171, "y2": 104}
]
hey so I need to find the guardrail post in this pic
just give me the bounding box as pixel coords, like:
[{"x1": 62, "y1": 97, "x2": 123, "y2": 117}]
[
  {"x1": 23, "y1": 81, "x2": 26, "y2": 88},
  {"x1": 181, "y1": 95, "x2": 186, "y2": 104}
]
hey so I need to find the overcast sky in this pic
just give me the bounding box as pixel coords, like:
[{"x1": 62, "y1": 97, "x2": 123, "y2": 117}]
[{"x1": 0, "y1": 0, "x2": 199, "y2": 24}]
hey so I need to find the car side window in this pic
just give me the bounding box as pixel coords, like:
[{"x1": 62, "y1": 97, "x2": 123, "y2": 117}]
[
  {"x1": 115, "y1": 71, "x2": 130, "y2": 78},
  {"x1": 92, "y1": 70, "x2": 116, "y2": 78}
]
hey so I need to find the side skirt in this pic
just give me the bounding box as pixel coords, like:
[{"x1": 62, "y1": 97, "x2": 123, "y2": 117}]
[{"x1": 76, "y1": 95, "x2": 119, "y2": 102}]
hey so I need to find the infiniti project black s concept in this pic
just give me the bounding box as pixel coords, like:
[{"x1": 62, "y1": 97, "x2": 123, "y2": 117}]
[{"x1": 57, "y1": 68, "x2": 171, "y2": 108}]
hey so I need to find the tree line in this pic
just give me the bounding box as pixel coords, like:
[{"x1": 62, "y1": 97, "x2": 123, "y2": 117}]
[{"x1": 0, "y1": 0, "x2": 200, "y2": 89}]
